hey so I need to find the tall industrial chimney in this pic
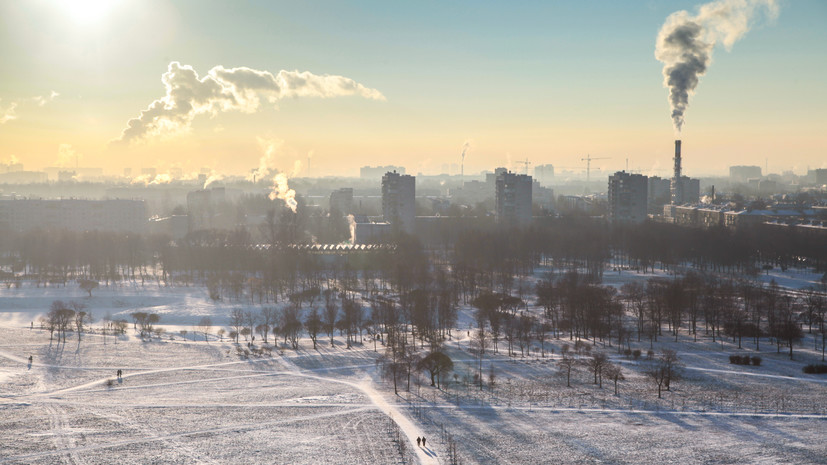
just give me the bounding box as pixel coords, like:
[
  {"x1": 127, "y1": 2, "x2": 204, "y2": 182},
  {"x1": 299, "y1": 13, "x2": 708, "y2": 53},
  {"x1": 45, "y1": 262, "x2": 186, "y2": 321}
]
[{"x1": 670, "y1": 139, "x2": 684, "y2": 205}]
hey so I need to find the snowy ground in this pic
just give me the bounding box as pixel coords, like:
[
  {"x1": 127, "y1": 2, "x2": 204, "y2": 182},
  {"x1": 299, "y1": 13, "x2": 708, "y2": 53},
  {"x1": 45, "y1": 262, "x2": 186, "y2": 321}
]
[{"x1": 2, "y1": 268, "x2": 827, "y2": 464}]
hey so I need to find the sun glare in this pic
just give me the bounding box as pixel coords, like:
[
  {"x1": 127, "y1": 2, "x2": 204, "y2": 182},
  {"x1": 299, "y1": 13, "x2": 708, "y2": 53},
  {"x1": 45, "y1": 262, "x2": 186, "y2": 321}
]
[{"x1": 57, "y1": 0, "x2": 119, "y2": 24}]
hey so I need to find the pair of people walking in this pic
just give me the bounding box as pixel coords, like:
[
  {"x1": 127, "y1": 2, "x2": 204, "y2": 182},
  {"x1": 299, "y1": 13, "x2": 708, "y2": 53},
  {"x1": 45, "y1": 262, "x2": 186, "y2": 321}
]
[{"x1": 416, "y1": 436, "x2": 426, "y2": 447}]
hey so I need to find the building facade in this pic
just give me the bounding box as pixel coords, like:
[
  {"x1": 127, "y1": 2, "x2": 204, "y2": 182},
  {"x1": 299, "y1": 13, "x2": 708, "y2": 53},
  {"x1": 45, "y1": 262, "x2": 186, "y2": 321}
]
[
  {"x1": 495, "y1": 170, "x2": 532, "y2": 226},
  {"x1": 608, "y1": 171, "x2": 648, "y2": 224},
  {"x1": 381, "y1": 171, "x2": 416, "y2": 234}
]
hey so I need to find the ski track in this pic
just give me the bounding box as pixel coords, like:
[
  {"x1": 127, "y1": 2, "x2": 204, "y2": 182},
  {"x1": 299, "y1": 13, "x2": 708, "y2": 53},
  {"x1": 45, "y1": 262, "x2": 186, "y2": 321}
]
[{"x1": 1, "y1": 406, "x2": 370, "y2": 464}]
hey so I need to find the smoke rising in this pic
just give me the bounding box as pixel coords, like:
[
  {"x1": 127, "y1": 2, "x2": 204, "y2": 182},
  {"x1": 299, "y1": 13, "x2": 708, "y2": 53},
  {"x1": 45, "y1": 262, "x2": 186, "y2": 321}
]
[
  {"x1": 0, "y1": 100, "x2": 17, "y2": 124},
  {"x1": 269, "y1": 172, "x2": 297, "y2": 213},
  {"x1": 655, "y1": 0, "x2": 778, "y2": 132},
  {"x1": 57, "y1": 144, "x2": 81, "y2": 168},
  {"x1": 116, "y1": 62, "x2": 386, "y2": 144},
  {"x1": 460, "y1": 139, "x2": 472, "y2": 161}
]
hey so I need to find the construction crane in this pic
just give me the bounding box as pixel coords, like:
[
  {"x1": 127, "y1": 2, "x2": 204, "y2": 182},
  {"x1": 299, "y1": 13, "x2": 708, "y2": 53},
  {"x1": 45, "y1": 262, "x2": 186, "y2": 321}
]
[
  {"x1": 515, "y1": 158, "x2": 531, "y2": 175},
  {"x1": 580, "y1": 154, "x2": 611, "y2": 186}
]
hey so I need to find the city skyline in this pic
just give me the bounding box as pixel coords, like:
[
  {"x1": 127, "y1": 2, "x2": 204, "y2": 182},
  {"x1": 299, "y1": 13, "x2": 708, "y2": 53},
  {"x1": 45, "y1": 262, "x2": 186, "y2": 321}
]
[{"x1": 1, "y1": 0, "x2": 825, "y2": 178}]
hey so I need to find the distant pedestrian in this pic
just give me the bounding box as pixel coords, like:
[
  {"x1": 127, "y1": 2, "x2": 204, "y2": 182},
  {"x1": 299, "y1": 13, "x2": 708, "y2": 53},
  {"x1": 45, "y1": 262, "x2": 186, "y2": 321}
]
[
  {"x1": 28, "y1": 355, "x2": 32, "y2": 364},
  {"x1": 422, "y1": 436, "x2": 426, "y2": 447},
  {"x1": 417, "y1": 437, "x2": 421, "y2": 447}
]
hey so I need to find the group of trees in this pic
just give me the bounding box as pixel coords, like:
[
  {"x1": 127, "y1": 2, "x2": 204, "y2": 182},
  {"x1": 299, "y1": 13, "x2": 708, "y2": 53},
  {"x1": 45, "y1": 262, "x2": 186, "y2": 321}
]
[{"x1": 531, "y1": 270, "x2": 823, "y2": 361}]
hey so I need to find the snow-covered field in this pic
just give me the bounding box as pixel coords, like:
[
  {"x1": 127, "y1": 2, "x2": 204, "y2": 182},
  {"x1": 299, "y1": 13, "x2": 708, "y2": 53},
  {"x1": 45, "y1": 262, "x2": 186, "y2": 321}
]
[{"x1": 2, "y1": 269, "x2": 827, "y2": 464}]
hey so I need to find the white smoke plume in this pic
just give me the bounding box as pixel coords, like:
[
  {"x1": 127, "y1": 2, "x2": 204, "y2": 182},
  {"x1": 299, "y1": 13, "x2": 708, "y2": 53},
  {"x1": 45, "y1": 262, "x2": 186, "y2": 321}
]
[
  {"x1": 203, "y1": 172, "x2": 224, "y2": 189},
  {"x1": 269, "y1": 172, "x2": 297, "y2": 213},
  {"x1": 249, "y1": 136, "x2": 285, "y2": 182},
  {"x1": 57, "y1": 144, "x2": 81, "y2": 168},
  {"x1": 460, "y1": 139, "x2": 472, "y2": 161},
  {"x1": 116, "y1": 62, "x2": 386, "y2": 144},
  {"x1": 0, "y1": 100, "x2": 17, "y2": 124},
  {"x1": 655, "y1": 0, "x2": 778, "y2": 132}
]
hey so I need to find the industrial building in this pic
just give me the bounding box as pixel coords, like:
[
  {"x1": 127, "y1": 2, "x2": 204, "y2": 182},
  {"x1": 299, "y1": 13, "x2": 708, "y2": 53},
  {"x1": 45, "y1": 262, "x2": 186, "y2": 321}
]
[{"x1": 608, "y1": 171, "x2": 648, "y2": 224}]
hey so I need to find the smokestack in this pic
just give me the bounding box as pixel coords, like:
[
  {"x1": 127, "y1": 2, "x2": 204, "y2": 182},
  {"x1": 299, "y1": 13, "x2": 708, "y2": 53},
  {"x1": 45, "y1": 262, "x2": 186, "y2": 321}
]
[
  {"x1": 674, "y1": 140, "x2": 682, "y2": 179},
  {"x1": 671, "y1": 139, "x2": 684, "y2": 205}
]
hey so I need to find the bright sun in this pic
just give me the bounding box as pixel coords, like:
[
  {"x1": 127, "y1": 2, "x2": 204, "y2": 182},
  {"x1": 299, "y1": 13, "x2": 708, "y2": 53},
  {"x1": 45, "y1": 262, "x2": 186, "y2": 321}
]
[{"x1": 58, "y1": 0, "x2": 120, "y2": 24}]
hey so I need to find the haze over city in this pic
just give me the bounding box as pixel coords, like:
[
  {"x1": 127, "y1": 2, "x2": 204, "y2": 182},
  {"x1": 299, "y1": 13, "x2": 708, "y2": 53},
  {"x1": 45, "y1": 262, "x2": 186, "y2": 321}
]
[
  {"x1": 1, "y1": 0, "x2": 825, "y2": 178},
  {"x1": 2, "y1": 2, "x2": 827, "y2": 464}
]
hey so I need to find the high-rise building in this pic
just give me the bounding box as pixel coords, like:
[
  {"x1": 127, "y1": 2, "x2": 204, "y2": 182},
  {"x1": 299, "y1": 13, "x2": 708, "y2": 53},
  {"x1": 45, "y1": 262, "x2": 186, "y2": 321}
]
[
  {"x1": 647, "y1": 176, "x2": 672, "y2": 212},
  {"x1": 608, "y1": 171, "x2": 648, "y2": 224},
  {"x1": 534, "y1": 164, "x2": 555, "y2": 186},
  {"x1": 381, "y1": 171, "x2": 415, "y2": 234},
  {"x1": 495, "y1": 169, "x2": 532, "y2": 226}
]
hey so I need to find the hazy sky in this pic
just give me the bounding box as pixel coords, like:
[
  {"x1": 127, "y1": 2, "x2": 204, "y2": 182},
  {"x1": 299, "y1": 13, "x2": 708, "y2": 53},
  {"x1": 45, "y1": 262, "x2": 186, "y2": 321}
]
[{"x1": 1, "y1": 0, "x2": 825, "y2": 178}]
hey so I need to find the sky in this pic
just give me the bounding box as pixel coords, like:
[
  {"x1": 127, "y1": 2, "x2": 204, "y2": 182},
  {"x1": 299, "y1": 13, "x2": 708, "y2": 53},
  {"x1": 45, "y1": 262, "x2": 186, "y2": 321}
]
[{"x1": 0, "y1": 0, "x2": 825, "y2": 178}]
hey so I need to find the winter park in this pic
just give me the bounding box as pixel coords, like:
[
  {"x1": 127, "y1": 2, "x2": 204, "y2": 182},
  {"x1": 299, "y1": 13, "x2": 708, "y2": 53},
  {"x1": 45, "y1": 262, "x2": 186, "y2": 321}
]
[{"x1": 2, "y1": 0, "x2": 827, "y2": 463}]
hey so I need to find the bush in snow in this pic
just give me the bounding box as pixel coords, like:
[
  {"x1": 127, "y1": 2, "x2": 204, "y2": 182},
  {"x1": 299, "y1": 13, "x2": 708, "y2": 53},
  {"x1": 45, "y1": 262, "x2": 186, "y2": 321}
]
[{"x1": 803, "y1": 364, "x2": 827, "y2": 374}]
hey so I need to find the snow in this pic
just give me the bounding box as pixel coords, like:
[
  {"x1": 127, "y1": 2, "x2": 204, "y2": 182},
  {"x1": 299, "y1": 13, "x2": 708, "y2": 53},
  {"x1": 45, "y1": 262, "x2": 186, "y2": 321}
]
[{"x1": 2, "y1": 271, "x2": 827, "y2": 464}]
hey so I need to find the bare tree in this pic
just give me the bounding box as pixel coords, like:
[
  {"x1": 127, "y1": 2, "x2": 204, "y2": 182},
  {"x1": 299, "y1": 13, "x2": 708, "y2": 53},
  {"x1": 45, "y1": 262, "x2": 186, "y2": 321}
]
[
  {"x1": 71, "y1": 301, "x2": 90, "y2": 341},
  {"x1": 416, "y1": 350, "x2": 453, "y2": 388},
  {"x1": 78, "y1": 279, "x2": 99, "y2": 297},
  {"x1": 557, "y1": 353, "x2": 576, "y2": 388},
  {"x1": 259, "y1": 307, "x2": 278, "y2": 344},
  {"x1": 323, "y1": 293, "x2": 338, "y2": 347},
  {"x1": 585, "y1": 352, "x2": 609, "y2": 388},
  {"x1": 229, "y1": 308, "x2": 244, "y2": 343},
  {"x1": 645, "y1": 349, "x2": 682, "y2": 398},
  {"x1": 197, "y1": 316, "x2": 213, "y2": 342},
  {"x1": 604, "y1": 363, "x2": 625, "y2": 395},
  {"x1": 306, "y1": 307, "x2": 322, "y2": 350}
]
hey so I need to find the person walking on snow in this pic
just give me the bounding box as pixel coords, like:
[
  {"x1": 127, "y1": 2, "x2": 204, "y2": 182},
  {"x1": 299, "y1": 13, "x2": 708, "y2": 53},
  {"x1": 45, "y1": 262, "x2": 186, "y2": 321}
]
[
  {"x1": 417, "y1": 437, "x2": 421, "y2": 447},
  {"x1": 422, "y1": 436, "x2": 426, "y2": 447}
]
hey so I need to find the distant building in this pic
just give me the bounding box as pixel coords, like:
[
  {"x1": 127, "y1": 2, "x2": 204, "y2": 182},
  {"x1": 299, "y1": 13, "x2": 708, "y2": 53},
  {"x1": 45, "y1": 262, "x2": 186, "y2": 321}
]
[
  {"x1": 187, "y1": 187, "x2": 228, "y2": 231},
  {"x1": 729, "y1": 165, "x2": 762, "y2": 183},
  {"x1": 351, "y1": 221, "x2": 392, "y2": 244},
  {"x1": 0, "y1": 198, "x2": 147, "y2": 233},
  {"x1": 381, "y1": 171, "x2": 415, "y2": 234},
  {"x1": 0, "y1": 171, "x2": 48, "y2": 184},
  {"x1": 608, "y1": 171, "x2": 648, "y2": 224},
  {"x1": 148, "y1": 215, "x2": 189, "y2": 240},
  {"x1": 647, "y1": 176, "x2": 672, "y2": 212},
  {"x1": 495, "y1": 169, "x2": 532, "y2": 226},
  {"x1": 809, "y1": 168, "x2": 827, "y2": 186},
  {"x1": 362, "y1": 165, "x2": 405, "y2": 180},
  {"x1": 534, "y1": 164, "x2": 555, "y2": 186},
  {"x1": 668, "y1": 176, "x2": 700, "y2": 205},
  {"x1": 329, "y1": 188, "x2": 354, "y2": 215}
]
